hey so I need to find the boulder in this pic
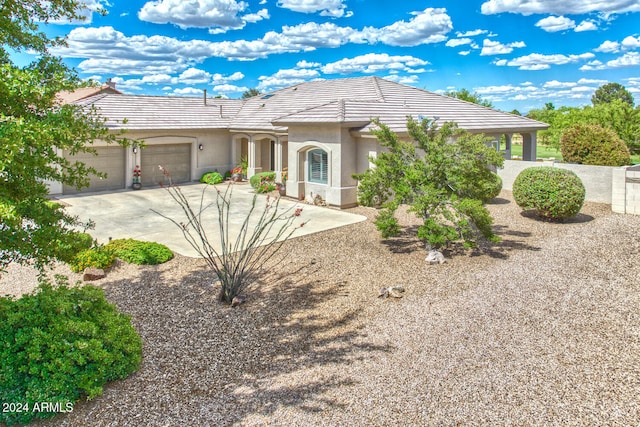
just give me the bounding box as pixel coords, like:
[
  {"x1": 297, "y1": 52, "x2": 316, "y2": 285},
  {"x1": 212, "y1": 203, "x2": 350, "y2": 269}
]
[{"x1": 83, "y1": 268, "x2": 106, "y2": 281}]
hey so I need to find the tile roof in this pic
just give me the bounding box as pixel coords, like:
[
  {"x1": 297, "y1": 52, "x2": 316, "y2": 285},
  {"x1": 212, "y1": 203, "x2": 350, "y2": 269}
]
[
  {"x1": 57, "y1": 84, "x2": 122, "y2": 104},
  {"x1": 75, "y1": 76, "x2": 547, "y2": 134},
  {"x1": 75, "y1": 94, "x2": 243, "y2": 130},
  {"x1": 269, "y1": 77, "x2": 548, "y2": 134}
]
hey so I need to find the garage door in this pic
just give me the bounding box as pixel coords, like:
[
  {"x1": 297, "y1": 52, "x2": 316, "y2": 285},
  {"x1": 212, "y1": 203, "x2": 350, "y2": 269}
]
[
  {"x1": 140, "y1": 144, "x2": 191, "y2": 186},
  {"x1": 63, "y1": 147, "x2": 126, "y2": 194}
]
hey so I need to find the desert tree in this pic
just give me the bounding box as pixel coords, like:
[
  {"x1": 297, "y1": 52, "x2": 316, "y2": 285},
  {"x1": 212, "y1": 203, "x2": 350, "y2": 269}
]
[{"x1": 355, "y1": 118, "x2": 504, "y2": 250}]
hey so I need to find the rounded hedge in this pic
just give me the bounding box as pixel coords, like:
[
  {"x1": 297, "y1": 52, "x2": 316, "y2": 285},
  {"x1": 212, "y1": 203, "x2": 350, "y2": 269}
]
[
  {"x1": 0, "y1": 282, "x2": 142, "y2": 425},
  {"x1": 200, "y1": 171, "x2": 224, "y2": 185},
  {"x1": 106, "y1": 238, "x2": 174, "y2": 265},
  {"x1": 512, "y1": 166, "x2": 585, "y2": 220},
  {"x1": 560, "y1": 123, "x2": 630, "y2": 166}
]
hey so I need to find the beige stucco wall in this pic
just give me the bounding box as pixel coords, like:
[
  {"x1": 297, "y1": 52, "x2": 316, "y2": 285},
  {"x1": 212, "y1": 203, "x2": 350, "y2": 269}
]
[
  {"x1": 286, "y1": 124, "x2": 359, "y2": 207},
  {"x1": 47, "y1": 129, "x2": 233, "y2": 194},
  {"x1": 127, "y1": 129, "x2": 232, "y2": 184}
]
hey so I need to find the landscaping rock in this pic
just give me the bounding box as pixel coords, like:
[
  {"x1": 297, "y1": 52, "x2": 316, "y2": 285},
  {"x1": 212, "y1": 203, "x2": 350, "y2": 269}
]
[
  {"x1": 83, "y1": 267, "x2": 106, "y2": 281},
  {"x1": 378, "y1": 286, "x2": 405, "y2": 298},
  {"x1": 231, "y1": 295, "x2": 246, "y2": 307},
  {"x1": 425, "y1": 250, "x2": 446, "y2": 264}
]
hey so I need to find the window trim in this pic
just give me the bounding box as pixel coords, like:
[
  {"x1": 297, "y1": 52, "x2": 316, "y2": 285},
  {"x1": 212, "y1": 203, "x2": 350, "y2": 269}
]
[{"x1": 307, "y1": 148, "x2": 328, "y2": 184}]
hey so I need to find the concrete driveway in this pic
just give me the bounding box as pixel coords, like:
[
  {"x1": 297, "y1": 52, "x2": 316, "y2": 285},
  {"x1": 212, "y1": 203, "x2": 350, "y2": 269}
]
[{"x1": 56, "y1": 183, "x2": 367, "y2": 257}]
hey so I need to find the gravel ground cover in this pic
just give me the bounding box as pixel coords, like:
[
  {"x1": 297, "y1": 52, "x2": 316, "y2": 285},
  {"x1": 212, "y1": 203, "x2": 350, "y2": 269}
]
[{"x1": 2, "y1": 191, "x2": 639, "y2": 426}]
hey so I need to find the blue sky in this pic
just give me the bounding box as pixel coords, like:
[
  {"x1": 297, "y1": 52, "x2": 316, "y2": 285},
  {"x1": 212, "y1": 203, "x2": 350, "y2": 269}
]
[{"x1": 33, "y1": 0, "x2": 640, "y2": 113}]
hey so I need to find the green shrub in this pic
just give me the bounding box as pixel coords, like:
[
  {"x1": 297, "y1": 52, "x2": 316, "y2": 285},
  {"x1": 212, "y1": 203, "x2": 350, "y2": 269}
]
[
  {"x1": 200, "y1": 172, "x2": 224, "y2": 185},
  {"x1": 374, "y1": 208, "x2": 400, "y2": 239},
  {"x1": 461, "y1": 171, "x2": 503, "y2": 202},
  {"x1": 54, "y1": 232, "x2": 95, "y2": 264},
  {"x1": 512, "y1": 166, "x2": 585, "y2": 220},
  {"x1": 482, "y1": 172, "x2": 503, "y2": 202},
  {"x1": 69, "y1": 246, "x2": 115, "y2": 272},
  {"x1": 560, "y1": 123, "x2": 630, "y2": 166},
  {"x1": 0, "y1": 280, "x2": 142, "y2": 425},
  {"x1": 107, "y1": 239, "x2": 173, "y2": 265},
  {"x1": 249, "y1": 172, "x2": 276, "y2": 193}
]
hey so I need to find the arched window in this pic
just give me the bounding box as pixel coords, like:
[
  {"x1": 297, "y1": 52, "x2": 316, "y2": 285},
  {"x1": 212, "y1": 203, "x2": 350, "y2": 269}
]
[{"x1": 307, "y1": 148, "x2": 328, "y2": 184}]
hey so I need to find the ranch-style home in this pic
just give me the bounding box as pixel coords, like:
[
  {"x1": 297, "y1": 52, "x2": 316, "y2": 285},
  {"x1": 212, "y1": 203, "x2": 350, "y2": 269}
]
[{"x1": 51, "y1": 76, "x2": 548, "y2": 208}]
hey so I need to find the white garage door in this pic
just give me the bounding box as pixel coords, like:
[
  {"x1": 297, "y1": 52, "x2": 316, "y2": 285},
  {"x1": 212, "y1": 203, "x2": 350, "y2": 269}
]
[
  {"x1": 140, "y1": 144, "x2": 191, "y2": 186},
  {"x1": 63, "y1": 147, "x2": 126, "y2": 194}
]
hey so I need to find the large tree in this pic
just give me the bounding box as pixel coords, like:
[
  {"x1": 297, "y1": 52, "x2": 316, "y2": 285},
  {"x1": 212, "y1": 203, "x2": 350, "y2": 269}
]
[
  {"x1": 241, "y1": 88, "x2": 261, "y2": 99},
  {"x1": 1, "y1": 0, "x2": 127, "y2": 271},
  {"x1": 445, "y1": 88, "x2": 494, "y2": 108},
  {"x1": 528, "y1": 100, "x2": 640, "y2": 154},
  {"x1": 591, "y1": 82, "x2": 634, "y2": 107},
  {"x1": 355, "y1": 118, "x2": 504, "y2": 250}
]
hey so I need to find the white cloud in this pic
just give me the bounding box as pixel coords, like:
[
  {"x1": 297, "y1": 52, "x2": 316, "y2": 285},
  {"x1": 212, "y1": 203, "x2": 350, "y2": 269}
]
[
  {"x1": 581, "y1": 52, "x2": 640, "y2": 70},
  {"x1": 456, "y1": 29, "x2": 488, "y2": 37},
  {"x1": 178, "y1": 68, "x2": 211, "y2": 84},
  {"x1": 575, "y1": 20, "x2": 598, "y2": 32},
  {"x1": 257, "y1": 68, "x2": 322, "y2": 91},
  {"x1": 242, "y1": 8, "x2": 269, "y2": 23},
  {"x1": 297, "y1": 60, "x2": 322, "y2": 68},
  {"x1": 383, "y1": 74, "x2": 420, "y2": 84},
  {"x1": 138, "y1": 0, "x2": 257, "y2": 32},
  {"x1": 212, "y1": 83, "x2": 249, "y2": 94},
  {"x1": 480, "y1": 39, "x2": 526, "y2": 55},
  {"x1": 173, "y1": 87, "x2": 204, "y2": 95},
  {"x1": 622, "y1": 35, "x2": 640, "y2": 50},
  {"x1": 496, "y1": 52, "x2": 595, "y2": 70},
  {"x1": 52, "y1": 9, "x2": 451, "y2": 68},
  {"x1": 277, "y1": 0, "x2": 348, "y2": 17},
  {"x1": 361, "y1": 8, "x2": 453, "y2": 47},
  {"x1": 606, "y1": 51, "x2": 640, "y2": 67},
  {"x1": 142, "y1": 74, "x2": 176, "y2": 84},
  {"x1": 459, "y1": 51, "x2": 471, "y2": 56},
  {"x1": 446, "y1": 38, "x2": 473, "y2": 48},
  {"x1": 535, "y1": 16, "x2": 575, "y2": 32},
  {"x1": 577, "y1": 78, "x2": 608, "y2": 85},
  {"x1": 595, "y1": 40, "x2": 621, "y2": 53},
  {"x1": 321, "y1": 53, "x2": 429, "y2": 74},
  {"x1": 212, "y1": 71, "x2": 244, "y2": 84},
  {"x1": 481, "y1": 0, "x2": 640, "y2": 16},
  {"x1": 543, "y1": 80, "x2": 577, "y2": 88},
  {"x1": 53, "y1": 26, "x2": 216, "y2": 73}
]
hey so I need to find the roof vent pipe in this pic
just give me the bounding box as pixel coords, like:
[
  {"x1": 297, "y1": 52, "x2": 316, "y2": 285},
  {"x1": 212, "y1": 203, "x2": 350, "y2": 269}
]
[
  {"x1": 219, "y1": 105, "x2": 222, "y2": 118},
  {"x1": 204, "y1": 89, "x2": 207, "y2": 105}
]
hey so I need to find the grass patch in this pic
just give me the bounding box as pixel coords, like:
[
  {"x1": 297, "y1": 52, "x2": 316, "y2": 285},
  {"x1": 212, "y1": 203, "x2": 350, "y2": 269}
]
[
  {"x1": 510, "y1": 143, "x2": 640, "y2": 164},
  {"x1": 509, "y1": 143, "x2": 562, "y2": 160}
]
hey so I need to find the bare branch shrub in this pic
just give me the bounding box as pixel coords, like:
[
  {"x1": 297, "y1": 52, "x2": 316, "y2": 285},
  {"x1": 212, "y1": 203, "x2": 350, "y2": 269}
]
[{"x1": 153, "y1": 168, "x2": 306, "y2": 304}]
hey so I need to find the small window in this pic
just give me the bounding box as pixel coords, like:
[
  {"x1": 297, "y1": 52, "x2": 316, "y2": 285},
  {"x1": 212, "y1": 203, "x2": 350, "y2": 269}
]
[
  {"x1": 261, "y1": 94, "x2": 274, "y2": 99},
  {"x1": 308, "y1": 149, "x2": 328, "y2": 184}
]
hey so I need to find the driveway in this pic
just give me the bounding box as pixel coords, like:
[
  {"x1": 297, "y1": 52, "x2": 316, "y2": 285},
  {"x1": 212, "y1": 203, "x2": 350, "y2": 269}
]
[{"x1": 56, "y1": 183, "x2": 367, "y2": 257}]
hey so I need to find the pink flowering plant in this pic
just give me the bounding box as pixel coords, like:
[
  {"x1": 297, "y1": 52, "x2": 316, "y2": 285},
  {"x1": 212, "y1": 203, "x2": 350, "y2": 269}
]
[{"x1": 132, "y1": 165, "x2": 141, "y2": 184}]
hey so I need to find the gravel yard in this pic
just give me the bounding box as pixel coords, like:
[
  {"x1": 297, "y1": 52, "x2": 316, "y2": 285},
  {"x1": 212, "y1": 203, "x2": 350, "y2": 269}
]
[{"x1": 3, "y1": 190, "x2": 640, "y2": 426}]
